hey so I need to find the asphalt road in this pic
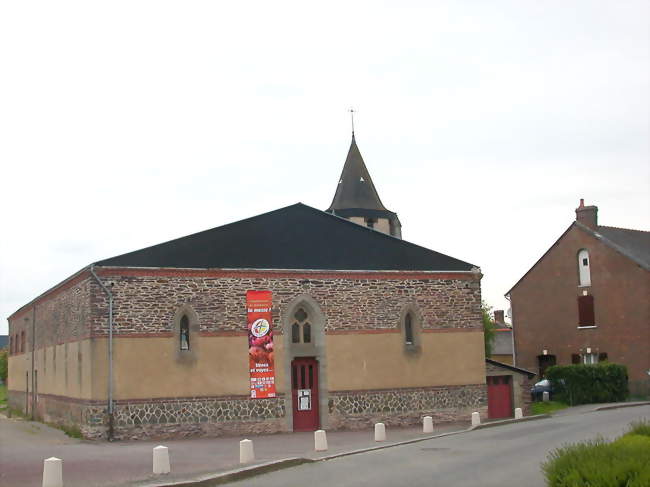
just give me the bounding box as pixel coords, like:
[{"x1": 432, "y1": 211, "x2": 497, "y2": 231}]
[{"x1": 223, "y1": 406, "x2": 650, "y2": 487}]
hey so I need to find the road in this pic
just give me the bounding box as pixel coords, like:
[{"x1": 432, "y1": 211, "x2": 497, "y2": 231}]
[{"x1": 223, "y1": 406, "x2": 650, "y2": 487}]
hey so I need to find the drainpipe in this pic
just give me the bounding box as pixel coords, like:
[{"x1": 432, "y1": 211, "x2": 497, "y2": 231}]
[
  {"x1": 31, "y1": 306, "x2": 36, "y2": 419},
  {"x1": 90, "y1": 265, "x2": 114, "y2": 441}
]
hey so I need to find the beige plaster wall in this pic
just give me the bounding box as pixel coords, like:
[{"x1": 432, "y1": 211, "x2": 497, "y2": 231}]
[
  {"x1": 327, "y1": 331, "x2": 486, "y2": 390},
  {"x1": 92, "y1": 336, "x2": 287, "y2": 400},
  {"x1": 86, "y1": 331, "x2": 484, "y2": 400},
  {"x1": 7, "y1": 340, "x2": 93, "y2": 400}
]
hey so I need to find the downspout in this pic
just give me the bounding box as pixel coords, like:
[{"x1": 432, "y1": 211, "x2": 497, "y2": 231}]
[
  {"x1": 90, "y1": 265, "x2": 114, "y2": 441},
  {"x1": 31, "y1": 306, "x2": 36, "y2": 419}
]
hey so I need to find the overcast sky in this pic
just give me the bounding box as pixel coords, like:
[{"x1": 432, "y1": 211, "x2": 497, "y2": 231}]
[{"x1": 1, "y1": 1, "x2": 648, "y2": 334}]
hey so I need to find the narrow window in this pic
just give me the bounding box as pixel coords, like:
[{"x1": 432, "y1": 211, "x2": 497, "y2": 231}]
[
  {"x1": 598, "y1": 352, "x2": 608, "y2": 362},
  {"x1": 21, "y1": 331, "x2": 25, "y2": 353},
  {"x1": 578, "y1": 295, "x2": 595, "y2": 326},
  {"x1": 583, "y1": 353, "x2": 598, "y2": 365},
  {"x1": 291, "y1": 323, "x2": 300, "y2": 343},
  {"x1": 404, "y1": 313, "x2": 414, "y2": 345},
  {"x1": 303, "y1": 322, "x2": 311, "y2": 343},
  {"x1": 179, "y1": 315, "x2": 190, "y2": 350},
  {"x1": 571, "y1": 354, "x2": 581, "y2": 364},
  {"x1": 366, "y1": 218, "x2": 376, "y2": 229},
  {"x1": 578, "y1": 249, "x2": 591, "y2": 286}
]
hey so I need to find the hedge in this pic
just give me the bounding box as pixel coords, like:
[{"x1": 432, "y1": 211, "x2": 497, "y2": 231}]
[
  {"x1": 546, "y1": 363, "x2": 628, "y2": 405},
  {"x1": 542, "y1": 421, "x2": 650, "y2": 487}
]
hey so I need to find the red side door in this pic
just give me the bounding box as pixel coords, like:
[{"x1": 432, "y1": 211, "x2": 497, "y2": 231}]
[
  {"x1": 487, "y1": 375, "x2": 513, "y2": 419},
  {"x1": 291, "y1": 357, "x2": 320, "y2": 431}
]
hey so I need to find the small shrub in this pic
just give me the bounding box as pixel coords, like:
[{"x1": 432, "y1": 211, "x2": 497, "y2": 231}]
[
  {"x1": 531, "y1": 401, "x2": 569, "y2": 415},
  {"x1": 542, "y1": 423, "x2": 650, "y2": 486},
  {"x1": 627, "y1": 420, "x2": 650, "y2": 438},
  {"x1": 546, "y1": 363, "x2": 628, "y2": 405}
]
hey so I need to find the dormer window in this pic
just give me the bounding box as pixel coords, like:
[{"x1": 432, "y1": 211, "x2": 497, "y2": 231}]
[
  {"x1": 365, "y1": 218, "x2": 376, "y2": 229},
  {"x1": 578, "y1": 249, "x2": 591, "y2": 286}
]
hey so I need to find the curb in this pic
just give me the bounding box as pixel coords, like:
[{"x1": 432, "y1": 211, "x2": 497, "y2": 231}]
[
  {"x1": 139, "y1": 457, "x2": 314, "y2": 487},
  {"x1": 469, "y1": 414, "x2": 551, "y2": 430},
  {"x1": 594, "y1": 401, "x2": 650, "y2": 412},
  {"x1": 138, "y1": 415, "x2": 550, "y2": 487}
]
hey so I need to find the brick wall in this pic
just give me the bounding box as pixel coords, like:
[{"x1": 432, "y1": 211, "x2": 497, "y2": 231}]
[{"x1": 511, "y1": 224, "x2": 650, "y2": 392}]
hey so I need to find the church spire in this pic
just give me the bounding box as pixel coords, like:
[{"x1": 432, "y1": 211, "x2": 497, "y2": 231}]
[{"x1": 326, "y1": 135, "x2": 402, "y2": 238}]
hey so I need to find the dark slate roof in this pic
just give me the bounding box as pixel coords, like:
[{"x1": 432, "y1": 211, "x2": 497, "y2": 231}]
[
  {"x1": 593, "y1": 226, "x2": 650, "y2": 270},
  {"x1": 94, "y1": 203, "x2": 475, "y2": 271},
  {"x1": 326, "y1": 135, "x2": 395, "y2": 214}
]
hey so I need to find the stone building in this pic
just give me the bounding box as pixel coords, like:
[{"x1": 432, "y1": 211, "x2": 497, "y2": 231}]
[
  {"x1": 507, "y1": 200, "x2": 650, "y2": 395},
  {"x1": 7, "y1": 136, "x2": 488, "y2": 440}
]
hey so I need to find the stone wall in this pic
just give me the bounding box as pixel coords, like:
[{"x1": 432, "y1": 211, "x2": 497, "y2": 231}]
[
  {"x1": 91, "y1": 269, "x2": 482, "y2": 337},
  {"x1": 328, "y1": 384, "x2": 487, "y2": 429}
]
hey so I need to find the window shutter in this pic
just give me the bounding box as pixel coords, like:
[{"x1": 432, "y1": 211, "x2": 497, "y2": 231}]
[
  {"x1": 578, "y1": 295, "x2": 595, "y2": 326},
  {"x1": 571, "y1": 354, "x2": 580, "y2": 364},
  {"x1": 598, "y1": 352, "x2": 608, "y2": 362}
]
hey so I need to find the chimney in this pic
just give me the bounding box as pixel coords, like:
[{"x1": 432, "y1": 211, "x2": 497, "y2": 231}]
[
  {"x1": 494, "y1": 310, "x2": 505, "y2": 325},
  {"x1": 575, "y1": 198, "x2": 598, "y2": 229}
]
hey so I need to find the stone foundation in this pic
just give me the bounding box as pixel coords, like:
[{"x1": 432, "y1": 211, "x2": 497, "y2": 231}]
[{"x1": 328, "y1": 384, "x2": 487, "y2": 429}]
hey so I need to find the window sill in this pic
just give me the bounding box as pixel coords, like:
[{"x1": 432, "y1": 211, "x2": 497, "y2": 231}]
[{"x1": 577, "y1": 325, "x2": 597, "y2": 329}]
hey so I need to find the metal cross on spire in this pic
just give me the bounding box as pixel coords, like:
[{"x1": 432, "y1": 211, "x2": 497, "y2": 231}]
[{"x1": 349, "y1": 108, "x2": 355, "y2": 136}]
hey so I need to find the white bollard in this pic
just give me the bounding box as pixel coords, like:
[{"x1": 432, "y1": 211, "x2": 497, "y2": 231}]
[
  {"x1": 423, "y1": 416, "x2": 434, "y2": 434},
  {"x1": 153, "y1": 445, "x2": 170, "y2": 475},
  {"x1": 471, "y1": 412, "x2": 481, "y2": 427},
  {"x1": 543, "y1": 391, "x2": 550, "y2": 402},
  {"x1": 240, "y1": 439, "x2": 255, "y2": 464},
  {"x1": 374, "y1": 422, "x2": 386, "y2": 442},
  {"x1": 514, "y1": 408, "x2": 523, "y2": 419},
  {"x1": 314, "y1": 429, "x2": 328, "y2": 451},
  {"x1": 42, "y1": 457, "x2": 63, "y2": 487}
]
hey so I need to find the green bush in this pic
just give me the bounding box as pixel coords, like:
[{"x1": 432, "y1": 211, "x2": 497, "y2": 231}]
[
  {"x1": 546, "y1": 363, "x2": 628, "y2": 406},
  {"x1": 543, "y1": 427, "x2": 650, "y2": 487},
  {"x1": 0, "y1": 349, "x2": 7, "y2": 383}
]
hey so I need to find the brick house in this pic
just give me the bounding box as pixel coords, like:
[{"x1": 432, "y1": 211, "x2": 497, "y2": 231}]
[
  {"x1": 507, "y1": 200, "x2": 650, "y2": 395},
  {"x1": 7, "y1": 136, "x2": 488, "y2": 440}
]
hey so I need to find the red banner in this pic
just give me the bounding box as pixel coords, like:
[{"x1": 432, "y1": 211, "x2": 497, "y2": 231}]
[{"x1": 246, "y1": 290, "x2": 276, "y2": 399}]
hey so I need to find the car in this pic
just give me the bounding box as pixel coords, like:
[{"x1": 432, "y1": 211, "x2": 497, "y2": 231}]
[{"x1": 530, "y1": 379, "x2": 554, "y2": 401}]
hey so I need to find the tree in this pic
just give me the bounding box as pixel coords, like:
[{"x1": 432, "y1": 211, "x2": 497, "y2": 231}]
[
  {"x1": 482, "y1": 302, "x2": 497, "y2": 358},
  {"x1": 0, "y1": 349, "x2": 7, "y2": 384}
]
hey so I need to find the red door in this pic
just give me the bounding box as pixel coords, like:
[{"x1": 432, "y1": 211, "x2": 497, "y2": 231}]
[
  {"x1": 487, "y1": 375, "x2": 513, "y2": 419},
  {"x1": 291, "y1": 357, "x2": 320, "y2": 431}
]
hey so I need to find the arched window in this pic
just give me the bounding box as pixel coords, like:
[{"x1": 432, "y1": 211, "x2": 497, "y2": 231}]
[
  {"x1": 291, "y1": 308, "x2": 311, "y2": 344},
  {"x1": 578, "y1": 249, "x2": 591, "y2": 286},
  {"x1": 180, "y1": 315, "x2": 190, "y2": 350},
  {"x1": 404, "y1": 313, "x2": 414, "y2": 345}
]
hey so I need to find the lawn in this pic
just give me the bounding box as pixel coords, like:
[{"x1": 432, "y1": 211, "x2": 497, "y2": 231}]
[{"x1": 532, "y1": 400, "x2": 569, "y2": 415}]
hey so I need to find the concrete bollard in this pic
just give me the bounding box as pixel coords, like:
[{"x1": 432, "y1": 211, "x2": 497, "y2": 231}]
[
  {"x1": 374, "y1": 422, "x2": 386, "y2": 442},
  {"x1": 471, "y1": 412, "x2": 481, "y2": 427},
  {"x1": 42, "y1": 457, "x2": 63, "y2": 487},
  {"x1": 153, "y1": 445, "x2": 170, "y2": 475},
  {"x1": 240, "y1": 439, "x2": 255, "y2": 464},
  {"x1": 423, "y1": 416, "x2": 434, "y2": 434},
  {"x1": 543, "y1": 391, "x2": 550, "y2": 402},
  {"x1": 314, "y1": 429, "x2": 328, "y2": 451},
  {"x1": 515, "y1": 408, "x2": 523, "y2": 419}
]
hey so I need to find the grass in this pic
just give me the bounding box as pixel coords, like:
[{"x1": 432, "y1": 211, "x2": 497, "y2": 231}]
[
  {"x1": 0, "y1": 384, "x2": 7, "y2": 413},
  {"x1": 531, "y1": 400, "x2": 569, "y2": 415}
]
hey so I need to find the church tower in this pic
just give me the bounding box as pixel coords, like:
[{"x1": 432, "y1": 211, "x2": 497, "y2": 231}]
[{"x1": 326, "y1": 134, "x2": 402, "y2": 239}]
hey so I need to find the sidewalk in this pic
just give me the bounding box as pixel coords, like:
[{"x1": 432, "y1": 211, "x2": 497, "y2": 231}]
[
  {"x1": 0, "y1": 417, "x2": 469, "y2": 487},
  {"x1": 3, "y1": 401, "x2": 647, "y2": 487}
]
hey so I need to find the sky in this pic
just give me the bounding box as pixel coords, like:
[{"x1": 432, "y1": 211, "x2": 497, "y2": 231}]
[{"x1": 1, "y1": 1, "x2": 648, "y2": 334}]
